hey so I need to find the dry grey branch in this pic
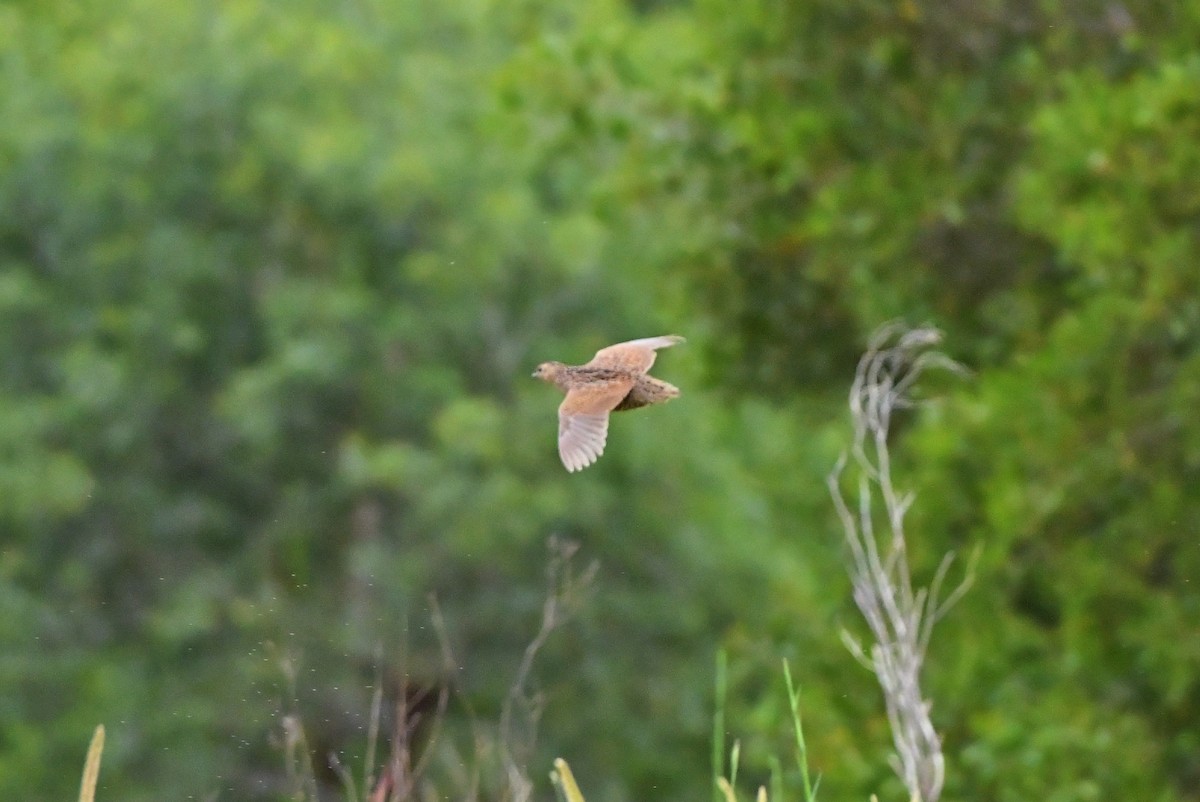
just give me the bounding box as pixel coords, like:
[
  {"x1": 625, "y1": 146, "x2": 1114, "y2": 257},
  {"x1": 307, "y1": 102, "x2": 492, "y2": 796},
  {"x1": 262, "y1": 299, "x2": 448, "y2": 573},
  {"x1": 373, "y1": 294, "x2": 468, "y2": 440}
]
[{"x1": 828, "y1": 322, "x2": 974, "y2": 802}]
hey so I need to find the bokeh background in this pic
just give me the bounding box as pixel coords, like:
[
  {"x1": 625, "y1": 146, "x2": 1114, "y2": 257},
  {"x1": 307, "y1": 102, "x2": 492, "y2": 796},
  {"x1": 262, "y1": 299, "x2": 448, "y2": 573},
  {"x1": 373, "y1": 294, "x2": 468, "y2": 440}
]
[{"x1": 2, "y1": 0, "x2": 1198, "y2": 800}]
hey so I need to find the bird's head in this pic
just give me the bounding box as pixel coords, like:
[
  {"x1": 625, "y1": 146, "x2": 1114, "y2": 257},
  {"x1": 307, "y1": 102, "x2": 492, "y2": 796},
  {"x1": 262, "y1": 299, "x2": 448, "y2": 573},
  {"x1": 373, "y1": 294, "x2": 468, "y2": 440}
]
[{"x1": 531, "y1": 361, "x2": 566, "y2": 383}]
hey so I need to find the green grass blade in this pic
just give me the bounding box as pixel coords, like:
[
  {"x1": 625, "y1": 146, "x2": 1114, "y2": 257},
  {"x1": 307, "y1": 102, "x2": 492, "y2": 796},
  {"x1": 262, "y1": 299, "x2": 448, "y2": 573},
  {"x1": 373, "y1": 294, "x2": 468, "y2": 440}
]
[
  {"x1": 712, "y1": 649, "x2": 728, "y2": 802},
  {"x1": 782, "y1": 660, "x2": 819, "y2": 802}
]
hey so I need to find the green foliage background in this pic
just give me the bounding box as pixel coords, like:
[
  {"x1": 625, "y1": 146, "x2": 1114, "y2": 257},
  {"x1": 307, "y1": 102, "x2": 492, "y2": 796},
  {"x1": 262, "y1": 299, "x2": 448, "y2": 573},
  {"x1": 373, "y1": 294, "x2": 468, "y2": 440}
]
[{"x1": 1, "y1": 0, "x2": 1197, "y2": 800}]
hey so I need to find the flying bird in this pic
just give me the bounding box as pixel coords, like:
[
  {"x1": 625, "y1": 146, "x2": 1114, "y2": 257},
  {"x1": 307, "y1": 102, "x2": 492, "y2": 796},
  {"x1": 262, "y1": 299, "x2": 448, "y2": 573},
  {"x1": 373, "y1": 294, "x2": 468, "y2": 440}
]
[{"x1": 532, "y1": 335, "x2": 684, "y2": 472}]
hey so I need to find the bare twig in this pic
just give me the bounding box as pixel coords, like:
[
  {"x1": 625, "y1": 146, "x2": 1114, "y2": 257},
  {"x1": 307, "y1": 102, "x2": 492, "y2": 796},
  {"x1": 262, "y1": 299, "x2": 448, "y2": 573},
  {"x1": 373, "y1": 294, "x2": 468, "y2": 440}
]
[
  {"x1": 278, "y1": 538, "x2": 595, "y2": 802},
  {"x1": 430, "y1": 536, "x2": 596, "y2": 802},
  {"x1": 828, "y1": 322, "x2": 973, "y2": 802},
  {"x1": 499, "y1": 536, "x2": 598, "y2": 802}
]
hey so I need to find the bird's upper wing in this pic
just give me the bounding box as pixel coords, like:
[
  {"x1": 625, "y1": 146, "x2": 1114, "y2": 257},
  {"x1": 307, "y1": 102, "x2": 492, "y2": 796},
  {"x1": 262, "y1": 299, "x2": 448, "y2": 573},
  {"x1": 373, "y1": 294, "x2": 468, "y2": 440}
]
[
  {"x1": 585, "y1": 335, "x2": 685, "y2": 374},
  {"x1": 557, "y1": 378, "x2": 635, "y2": 472}
]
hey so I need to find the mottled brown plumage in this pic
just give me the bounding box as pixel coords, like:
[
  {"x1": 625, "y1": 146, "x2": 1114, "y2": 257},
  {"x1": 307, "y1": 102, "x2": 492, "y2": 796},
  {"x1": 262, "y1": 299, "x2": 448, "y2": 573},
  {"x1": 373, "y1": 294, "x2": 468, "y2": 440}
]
[{"x1": 532, "y1": 335, "x2": 684, "y2": 472}]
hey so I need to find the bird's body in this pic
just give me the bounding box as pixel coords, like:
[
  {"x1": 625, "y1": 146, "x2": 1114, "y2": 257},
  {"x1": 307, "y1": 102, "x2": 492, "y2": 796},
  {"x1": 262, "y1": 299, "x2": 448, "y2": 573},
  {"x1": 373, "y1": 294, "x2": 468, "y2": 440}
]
[{"x1": 532, "y1": 335, "x2": 684, "y2": 472}]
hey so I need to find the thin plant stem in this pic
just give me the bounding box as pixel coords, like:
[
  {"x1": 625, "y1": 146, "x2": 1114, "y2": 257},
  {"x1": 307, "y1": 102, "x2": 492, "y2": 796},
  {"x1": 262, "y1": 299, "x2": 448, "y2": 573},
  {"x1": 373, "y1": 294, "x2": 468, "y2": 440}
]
[{"x1": 828, "y1": 323, "x2": 972, "y2": 802}]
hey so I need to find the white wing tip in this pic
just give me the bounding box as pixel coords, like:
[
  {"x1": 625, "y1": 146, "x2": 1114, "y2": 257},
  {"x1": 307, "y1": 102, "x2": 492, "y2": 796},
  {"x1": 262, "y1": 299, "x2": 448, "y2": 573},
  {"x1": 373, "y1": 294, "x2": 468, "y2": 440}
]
[
  {"x1": 559, "y1": 417, "x2": 609, "y2": 472},
  {"x1": 562, "y1": 450, "x2": 601, "y2": 472}
]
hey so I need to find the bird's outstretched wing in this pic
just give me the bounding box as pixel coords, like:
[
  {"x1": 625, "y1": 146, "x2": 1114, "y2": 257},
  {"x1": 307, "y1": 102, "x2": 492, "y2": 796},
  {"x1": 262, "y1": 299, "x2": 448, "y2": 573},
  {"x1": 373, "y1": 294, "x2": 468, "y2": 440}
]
[
  {"x1": 557, "y1": 378, "x2": 635, "y2": 472},
  {"x1": 585, "y1": 335, "x2": 685, "y2": 374}
]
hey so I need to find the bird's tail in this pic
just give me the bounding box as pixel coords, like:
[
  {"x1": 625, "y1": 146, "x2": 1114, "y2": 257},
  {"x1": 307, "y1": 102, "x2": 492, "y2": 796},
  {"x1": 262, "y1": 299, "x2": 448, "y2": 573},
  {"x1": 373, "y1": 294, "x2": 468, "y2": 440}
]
[{"x1": 613, "y1": 376, "x2": 680, "y2": 412}]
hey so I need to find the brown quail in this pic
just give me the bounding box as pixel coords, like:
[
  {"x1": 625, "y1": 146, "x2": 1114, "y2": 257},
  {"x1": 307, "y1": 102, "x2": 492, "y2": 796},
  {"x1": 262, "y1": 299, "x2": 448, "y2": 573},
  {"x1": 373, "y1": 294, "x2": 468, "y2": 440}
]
[{"x1": 532, "y1": 335, "x2": 684, "y2": 472}]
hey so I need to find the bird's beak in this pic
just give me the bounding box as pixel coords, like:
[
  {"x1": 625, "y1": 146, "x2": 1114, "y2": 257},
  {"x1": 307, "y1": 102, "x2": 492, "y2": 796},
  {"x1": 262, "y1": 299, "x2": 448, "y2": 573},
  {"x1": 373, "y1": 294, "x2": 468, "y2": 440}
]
[{"x1": 531, "y1": 370, "x2": 539, "y2": 378}]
